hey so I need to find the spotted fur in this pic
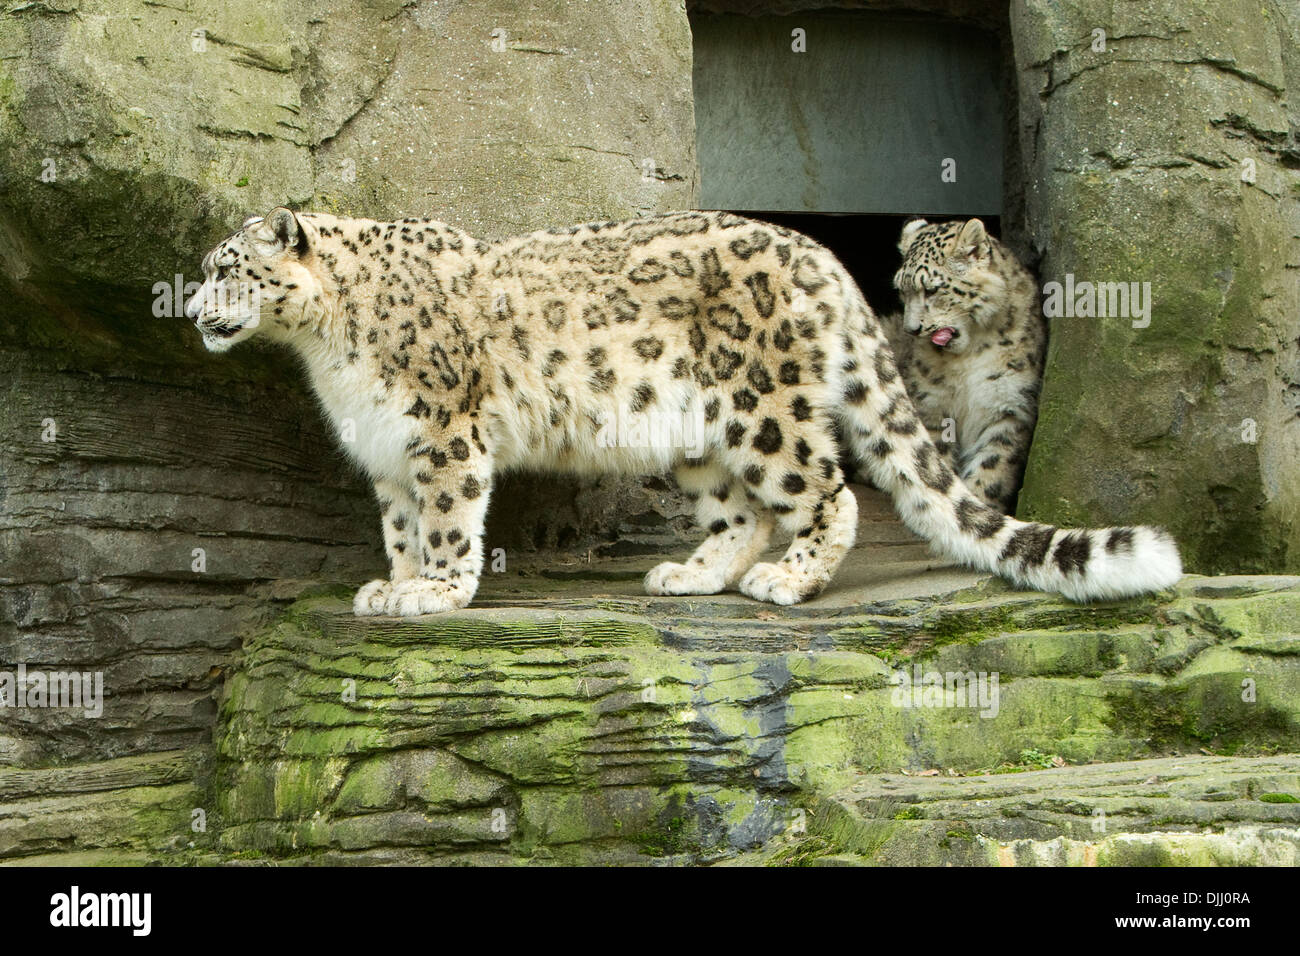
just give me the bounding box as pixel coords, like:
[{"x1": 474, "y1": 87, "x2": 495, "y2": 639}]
[
  {"x1": 187, "y1": 207, "x2": 1181, "y2": 615},
  {"x1": 881, "y1": 218, "x2": 1045, "y2": 512}
]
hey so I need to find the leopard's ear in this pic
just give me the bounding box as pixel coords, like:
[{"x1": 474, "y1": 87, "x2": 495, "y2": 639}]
[
  {"x1": 951, "y1": 218, "x2": 991, "y2": 263},
  {"x1": 266, "y1": 207, "x2": 309, "y2": 255},
  {"x1": 898, "y1": 218, "x2": 928, "y2": 253}
]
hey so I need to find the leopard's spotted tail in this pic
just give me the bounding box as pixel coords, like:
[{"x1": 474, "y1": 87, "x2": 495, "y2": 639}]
[{"x1": 834, "y1": 296, "x2": 1182, "y2": 603}]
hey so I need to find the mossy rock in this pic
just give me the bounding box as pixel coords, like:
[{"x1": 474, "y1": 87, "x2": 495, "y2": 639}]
[
  {"x1": 736, "y1": 754, "x2": 1300, "y2": 867},
  {"x1": 207, "y1": 573, "x2": 1300, "y2": 863}
]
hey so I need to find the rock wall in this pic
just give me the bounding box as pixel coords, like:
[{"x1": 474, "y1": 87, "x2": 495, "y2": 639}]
[
  {"x1": 0, "y1": 0, "x2": 698, "y2": 766},
  {"x1": 1010, "y1": 0, "x2": 1300, "y2": 573}
]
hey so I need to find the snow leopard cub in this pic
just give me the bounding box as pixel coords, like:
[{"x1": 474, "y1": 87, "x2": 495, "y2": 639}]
[{"x1": 882, "y1": 218, "x2": 1046, "y2": 513}]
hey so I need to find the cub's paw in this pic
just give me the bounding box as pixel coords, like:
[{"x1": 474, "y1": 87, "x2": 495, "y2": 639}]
[
  {"x1": 644, "y1": 561, "x2": 726, "y2": 596},
  {"x1": 738, "y1": 562, "x2": 810, "y2": 607},
  {"x1": 354, "y1": 579, "x2": 392, "y2": 616},
  {"x1": 384, "y1": 577, "x2": 473, "y2": 616}
]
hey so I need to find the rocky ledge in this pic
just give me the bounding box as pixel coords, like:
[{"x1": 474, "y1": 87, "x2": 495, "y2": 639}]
[{"x1": 2, "y1": 490, "x2": 1298, "y2": 865}]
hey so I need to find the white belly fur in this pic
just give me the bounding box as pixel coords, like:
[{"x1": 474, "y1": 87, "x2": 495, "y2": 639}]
[{"x1": 304, "y1": 358, "x2": 413, "y2": 486}]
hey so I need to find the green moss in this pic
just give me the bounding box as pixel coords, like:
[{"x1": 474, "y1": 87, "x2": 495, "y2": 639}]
[
  {"x1": 228, "y1": 849, "x2": 268, "y2": 860},
  {"x1": 1012, "y1": 599, "x2": 1164, "y2": 633},
  {"x1": 940, "y1": 823, "x2": 975, "y2": 846},
  {"x1": 1104, "y1": 681, "x2": 1295, "y2": 754},
  {"x1": 634, "y1": 815, "x2": 697, "y2": 857},
  {"x1": 1258, "y1": 792, "x2": 1299, "y2": 804},
  {"x1": 764, "y1": 835, "x2": 838, "y2": 866},
  {"x1": 760, "y1": 797, "x2": 903, "y2": 866},
  {"x1": 977, "y1": 750, "x2": 1064, "y2": 774},
  {"x1": 1018, "y1": 749, "x2": 1061, "y2": 769},
  {"x1": 923, "y1": 604, "x2": 1016, "y2": 648}
]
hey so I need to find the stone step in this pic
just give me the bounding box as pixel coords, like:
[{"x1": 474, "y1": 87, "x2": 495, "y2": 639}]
[
  {"x1": 5, "y1": 750, "x2": 1295, "y2": 866},
  {"x1": 0, "y1": 750, "x2": 202, "y2": 865},
  {"x1": 730, "y1": 755, "x2": 1300, "y2": 867}
]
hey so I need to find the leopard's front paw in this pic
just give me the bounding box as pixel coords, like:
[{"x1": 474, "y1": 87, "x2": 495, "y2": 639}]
[
  {"x1": 354, "y1": 579, "x2": 392, "y2": 616},
  {"x1": 738, "y1": 562, "x2": 810, "y2": 606},
  {"x1": 384, "y1": 577, "x2": 474, "y2": 616},
  {"x1": 644, "y1": 561, "x2": 726, "y2": 596}
]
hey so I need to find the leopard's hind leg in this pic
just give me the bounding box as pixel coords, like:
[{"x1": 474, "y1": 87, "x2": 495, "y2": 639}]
[
  {"x1": 644, "y1": 459, "x2": 775, "y2": 596},
  {"x1": 725, "y1": 414, "x2": 859, "y2": 606}
]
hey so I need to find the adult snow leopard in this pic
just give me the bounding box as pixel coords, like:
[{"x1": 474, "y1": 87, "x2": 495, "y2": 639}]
[
  {"x1": 882, "y1": 218, "x2": 1046, "y2": 513},
  {"x1": 185, "y1": 207, "x2": 1181, "y2": 616}
]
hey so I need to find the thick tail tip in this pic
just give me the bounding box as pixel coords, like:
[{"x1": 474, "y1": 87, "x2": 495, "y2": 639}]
[{"x1": 1056, "y1": 526, "x2": 1182, "y2": 603}]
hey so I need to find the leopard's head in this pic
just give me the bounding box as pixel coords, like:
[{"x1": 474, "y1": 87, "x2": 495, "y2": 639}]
[
  {"x1": 185, "y1": 207, "x2": 321, "y2": 353},
  {"x1": 891, "y1": 218, "x2": 1006, "y2": 356}
]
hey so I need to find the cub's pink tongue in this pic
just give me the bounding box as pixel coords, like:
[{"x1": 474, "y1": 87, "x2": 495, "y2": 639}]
[{"x1": 930, "y1": 327, "x2": 955, "y2": 347}]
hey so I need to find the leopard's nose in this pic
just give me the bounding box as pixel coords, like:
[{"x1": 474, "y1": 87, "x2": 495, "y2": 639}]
[
  {"x1": 902, "y1": 304, "x2": 924, "y2": 334},
  {"x1": 184, "y1": 291, "x2": 204, "y2": 320}
]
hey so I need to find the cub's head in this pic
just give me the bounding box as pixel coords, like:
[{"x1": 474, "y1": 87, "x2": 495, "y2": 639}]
[
  {"x1": 185, "y1": 207, "x2": 320, "y2": 353},
  {"x1": 892, "y1": 218, "x2": 1007, "y2": 356}
]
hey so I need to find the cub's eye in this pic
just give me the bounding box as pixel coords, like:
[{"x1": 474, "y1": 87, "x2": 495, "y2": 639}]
[{"x1": 216, "y1": 263, "x2": 232, "y2": 280}]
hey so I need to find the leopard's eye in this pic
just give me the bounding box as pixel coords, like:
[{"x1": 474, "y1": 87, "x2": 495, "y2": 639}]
[{"x1": 216, "y1": 263, "x2": 232, "y2": 280}]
